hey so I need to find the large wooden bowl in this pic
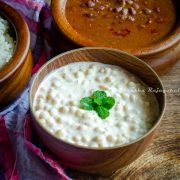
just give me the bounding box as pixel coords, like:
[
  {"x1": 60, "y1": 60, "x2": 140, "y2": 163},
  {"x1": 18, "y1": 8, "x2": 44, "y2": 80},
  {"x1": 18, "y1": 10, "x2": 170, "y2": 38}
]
[
  {"x1": 0, "y1": 2, "x2": 32, "y2": 108},
  {"x1": 51, "y1": 0, "x2": 180, "y2": 75},
  {"x1": 30, "y1": 48, "x2": 166, "y2": 175}
]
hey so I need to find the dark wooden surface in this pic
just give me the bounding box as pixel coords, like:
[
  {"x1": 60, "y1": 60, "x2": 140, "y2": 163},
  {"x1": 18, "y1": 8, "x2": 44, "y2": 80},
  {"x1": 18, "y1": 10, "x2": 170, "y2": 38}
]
[{"x1": 68, "y1": 60, "x2": 180, "y2": 180}]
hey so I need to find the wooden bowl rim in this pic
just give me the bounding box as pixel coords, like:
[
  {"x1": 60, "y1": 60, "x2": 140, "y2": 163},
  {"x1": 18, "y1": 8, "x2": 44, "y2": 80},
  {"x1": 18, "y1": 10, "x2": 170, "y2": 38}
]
[
  {"x1": 29, "y1": 47, "x2": 166, "y2": 150},
  {"x1": 51, "y1": 0, "x2": 180, "y2": 57},
  {"x1": 0, "y1": 2, "x2": 30, "y2": 82}
]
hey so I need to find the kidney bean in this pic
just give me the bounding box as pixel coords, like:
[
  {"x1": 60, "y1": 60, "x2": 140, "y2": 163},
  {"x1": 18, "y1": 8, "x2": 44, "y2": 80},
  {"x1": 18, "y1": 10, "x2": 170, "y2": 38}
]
[
  {"x1": 113, "y1": 6, "x2": 123, "y2": 13},
  {"x1": 126, "y1": 0, "x2": 133, "y2": 5},
  {"x1": 156, "y1": 17, "x2": 164, "y2": 23},
  {"x1": 118, "y1": 20, "x2": 123, "y2": 23},
  {"x1": 114, "y1": 28, "x2": 130, "y2": 37},
  {"x1": 128, "y1": 16, "x2": 135, "y2": 21},
  {"x1": 109, "y1": 7, "x2": 113, "y2": 11},
  {"x1": 132, "y1": 3, "x2": 140, "y2": 10},
  {"x1": 146, "y1": 17, "x2": 152, "y2": 24},
  {"x1": 123, "y1": 8, "x2": 128, "y2": 16},
  {"x1": 143, "y1": 8, "x2": 152, "y2": 15},
  {"x1": 129, "y1": 7, "x2": 136, "y2": 16},
  {"x1": 151, "y1": 29, "x2": 157, "y2": 34},
  {"x1": 138, "y1": 24, "x2": 146, "y2": 29},
  {"x1": 98, "y1": 5, "x2": 105, "y2": 11},
  {"x1": 103, "y1": 14, "x2": 111, "y2": 18},
  {"x1": 83, "y1": 12, "x2": 95, "y2": 18},
  {"x1": 155, "y1": 7, "x2": 161, "y2": 13},
  {"x1": 121, "y1": 14, "x2": 128, "y2": 20},
  {"x1": 114, "y1": 31, "x2": 121, "y2": 36},
  {"x1": 87, "y1": 0, "x2": 96, "y2": 8},
  {"x1": 117, "y1": 0, "x2": 126, "y2": 6}
]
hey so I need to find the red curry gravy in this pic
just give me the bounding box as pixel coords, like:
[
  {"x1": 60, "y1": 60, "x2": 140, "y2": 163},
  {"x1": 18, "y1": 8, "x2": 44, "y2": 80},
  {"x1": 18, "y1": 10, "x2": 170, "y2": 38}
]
[{"x1": 65, "y1": 0, "x2": 176, "y2": 52}]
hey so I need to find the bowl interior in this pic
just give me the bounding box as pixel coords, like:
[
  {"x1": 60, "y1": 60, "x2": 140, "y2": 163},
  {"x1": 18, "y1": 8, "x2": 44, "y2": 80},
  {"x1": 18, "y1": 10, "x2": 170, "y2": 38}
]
[
  {"x1": 0, "y1": 12, "x2": 16, "y2": 46},
  {"x1": 0, "y1": 12, "x2": 17, "y2": 67},
  {"x1": 30, "y1": 47, "x2": 166, "y2": 149},
  {"x1": 52, "y1": 0, "x2": 180, "y2": 56},
  {"x1": 0, "y1": 2, "x2": 30, "y2": 82}
]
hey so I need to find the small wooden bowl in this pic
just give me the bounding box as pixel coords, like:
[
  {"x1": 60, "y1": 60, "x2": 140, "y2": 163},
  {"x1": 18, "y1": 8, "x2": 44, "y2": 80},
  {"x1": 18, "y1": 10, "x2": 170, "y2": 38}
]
[
  {"x1": 0, "y1": 2, "x2": 32, "y2": 108},
  {"x1": 51, "y1": 0, "x2": 180, "y2": 75},
  {"x1": 30, "y1": 48, "x2": 166, "y2": 175}
]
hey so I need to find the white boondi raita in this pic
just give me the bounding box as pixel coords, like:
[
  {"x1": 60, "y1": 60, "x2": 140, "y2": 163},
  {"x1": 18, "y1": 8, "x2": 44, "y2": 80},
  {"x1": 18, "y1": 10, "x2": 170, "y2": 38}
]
[
  {"x1": 33, "y1": 62, "x2": 159, "y2": 148},
  {"x1": 0, "y1": 16, "x2": 15, "y2": 69}
]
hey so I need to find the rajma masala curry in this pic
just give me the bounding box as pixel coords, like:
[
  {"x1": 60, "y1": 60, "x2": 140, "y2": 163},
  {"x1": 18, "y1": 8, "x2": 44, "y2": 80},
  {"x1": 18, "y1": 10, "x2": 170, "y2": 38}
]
[{"x1": 65, "y1": 0, "x2": 176, "y2": 52}]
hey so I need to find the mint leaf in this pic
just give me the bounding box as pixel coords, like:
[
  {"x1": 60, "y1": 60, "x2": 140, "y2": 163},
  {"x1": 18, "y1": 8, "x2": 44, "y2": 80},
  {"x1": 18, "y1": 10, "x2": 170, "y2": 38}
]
[
  {"x1": 80, "y1": 97, "x2": 94, "y2": 110},
  {"x1": 92, "y1": 90, "x2": 107, "y2": 99},
  {"x1": 103, "y1": 97, "x2": 115, "y2": 110},
  {"x1": 95, "y1": 106, "x2": 109, "y2": 119},
  {"x1": 93, "y1": 98, "x2": 102, "y2": 105},
  {"x1": 80, "y1": 90, "x2": 115, "y2": 120}
]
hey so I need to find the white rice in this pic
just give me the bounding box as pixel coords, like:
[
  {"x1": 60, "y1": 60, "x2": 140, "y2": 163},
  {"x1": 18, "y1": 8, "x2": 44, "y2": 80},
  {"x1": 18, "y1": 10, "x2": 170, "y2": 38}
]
[{"x1": 0, "y1": 15, "x2": 15, "y2": 69}]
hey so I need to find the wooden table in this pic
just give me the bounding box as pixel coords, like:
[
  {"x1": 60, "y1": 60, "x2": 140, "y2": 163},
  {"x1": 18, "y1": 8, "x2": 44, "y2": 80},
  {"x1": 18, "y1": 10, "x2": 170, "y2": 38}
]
[{"x1": 68, "y1": 61, "x2": 180, "y2": 179}]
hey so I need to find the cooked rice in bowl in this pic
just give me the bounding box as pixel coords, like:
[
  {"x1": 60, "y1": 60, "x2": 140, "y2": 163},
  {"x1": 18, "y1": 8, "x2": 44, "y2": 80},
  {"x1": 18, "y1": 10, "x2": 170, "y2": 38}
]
[{"x1": 0, "y1": 15, "x2": 15, "y2": 69}]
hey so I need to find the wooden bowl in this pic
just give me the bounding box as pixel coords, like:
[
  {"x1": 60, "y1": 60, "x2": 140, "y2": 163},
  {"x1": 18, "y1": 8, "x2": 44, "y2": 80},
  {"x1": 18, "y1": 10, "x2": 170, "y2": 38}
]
[
  {"x1": 51, "y1": 0, "x2": 180, "y2": 75},
  {"x1": 0, "y1": 2, "x2": 32, "y2": 108},
  {"x1": 29, "y1": 48, "x2": 166, "y2": 175}
]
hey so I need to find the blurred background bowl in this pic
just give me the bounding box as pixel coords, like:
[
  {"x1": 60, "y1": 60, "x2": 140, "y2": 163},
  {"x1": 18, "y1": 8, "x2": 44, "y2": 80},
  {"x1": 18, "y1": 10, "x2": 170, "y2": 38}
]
[
  {"x1": 51, "y1": 0, "x2": 180, "y2": 75},
  {"x1": 30, "y1": 47, "x2": 166, "y2": 175},
  {"x1": 0, "y1": 2, "x2": 32, "y2": 108}
]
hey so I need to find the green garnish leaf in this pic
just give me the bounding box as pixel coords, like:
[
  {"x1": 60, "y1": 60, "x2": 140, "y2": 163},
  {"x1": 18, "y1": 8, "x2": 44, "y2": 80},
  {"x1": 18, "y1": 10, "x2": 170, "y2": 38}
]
[
  {"x1": 92, "y1": 90, "x2": 107, "y2": 99},
  {"x1": 103, "y1": 97, "x2": 115, "y2": 110},
  {"x1": 95, "y1": 106, "x2": 109, "y2": 119},
  {"x1": 79, "y1": 90, "x2": 115, "y2": 120},
  {"x1": 80, "y1": 97, "x2": 94, "y2": 110},
  {"x1": 93, "y1": 98, "x2": 103, "y2": 106}
]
